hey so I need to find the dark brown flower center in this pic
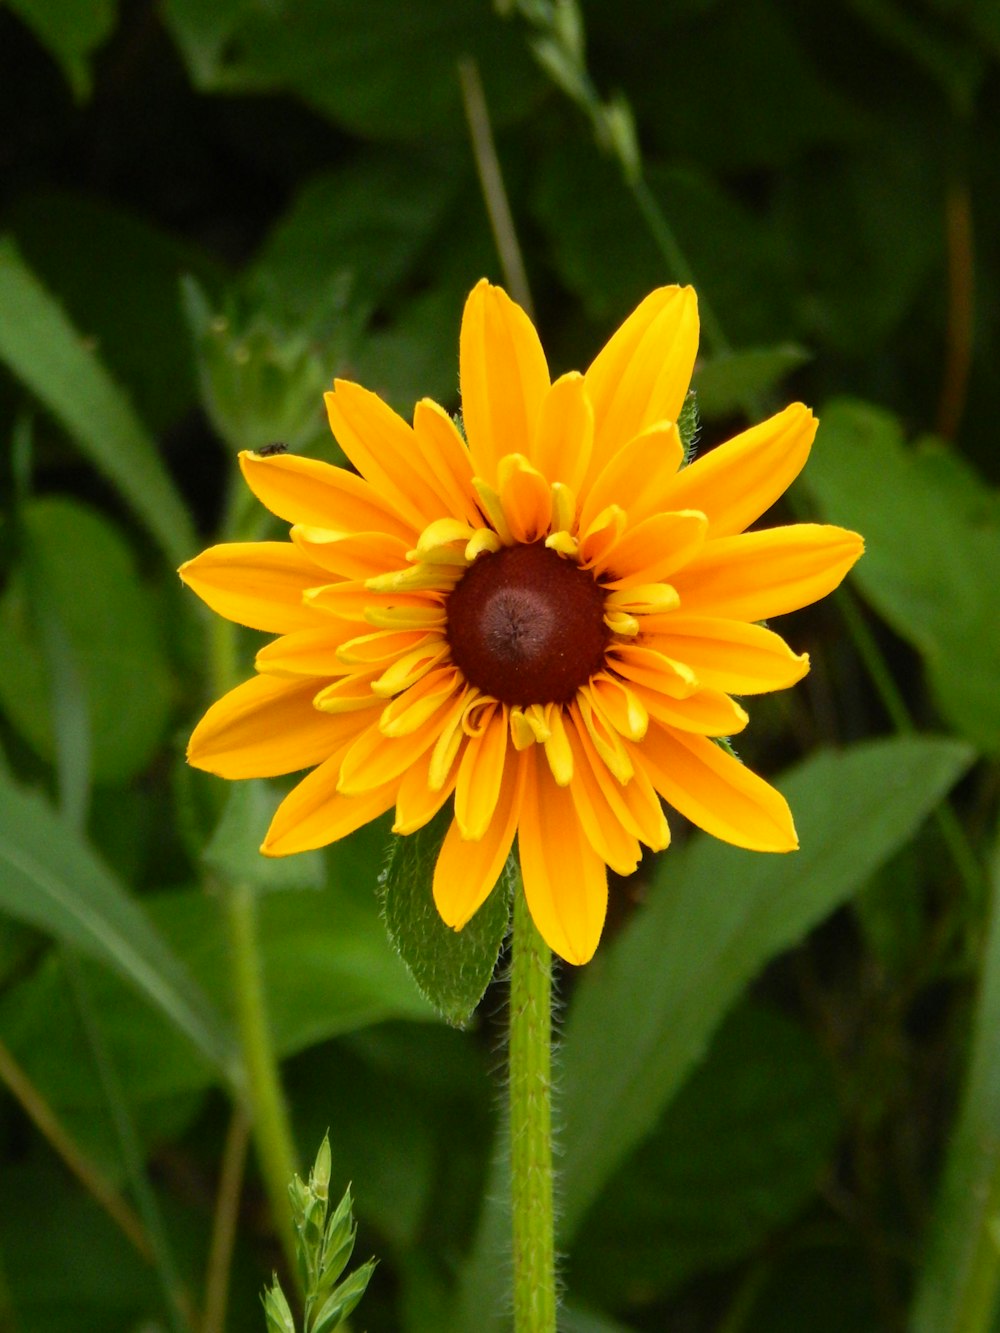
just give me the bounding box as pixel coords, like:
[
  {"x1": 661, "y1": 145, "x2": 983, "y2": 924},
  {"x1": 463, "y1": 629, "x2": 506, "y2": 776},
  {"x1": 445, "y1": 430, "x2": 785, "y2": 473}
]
[{"x1": 446, "y1": 542, "x2": 608, "y2": 705}]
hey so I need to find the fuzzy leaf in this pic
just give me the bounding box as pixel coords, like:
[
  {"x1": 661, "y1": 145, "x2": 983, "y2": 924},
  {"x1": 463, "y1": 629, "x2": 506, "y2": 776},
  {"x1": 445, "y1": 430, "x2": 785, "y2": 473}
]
[{"x1": 378, "y1": 810, "x2": 511, "y2": 1026}]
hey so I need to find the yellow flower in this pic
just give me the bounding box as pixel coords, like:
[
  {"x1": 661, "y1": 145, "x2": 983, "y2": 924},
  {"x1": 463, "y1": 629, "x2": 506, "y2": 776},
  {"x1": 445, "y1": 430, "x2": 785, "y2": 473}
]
[{"x1": 181, "y1": 281, "x2": 863, "y2": 965}]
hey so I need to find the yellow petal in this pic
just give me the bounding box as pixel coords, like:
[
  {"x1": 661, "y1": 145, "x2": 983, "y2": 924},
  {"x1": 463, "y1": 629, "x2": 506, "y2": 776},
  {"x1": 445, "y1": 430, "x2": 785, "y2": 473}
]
[
  {"x1": 460, "y1": 279, "x2": 550, "y2": 485},
  {"x1": 311, "y1": 672, "x2": 383, "y2": 715},
  {"x1": 662, "y1": 402, "x2": 817, "y2": 538},
  {"x1": 372, "y1": 641, "x2": 452, "y2": 697},
  {"x1": 579, "y1": 504, "x2": 626, "y2": 567},
  {"x1": 455, "y1": 705, "x2": 509, "y2": 839},
  {"x1": 179, "y1": 542, "x2": 324, "y2": 633},
  {"x1": 518, "y1": 749, "x2": 608, "y2": 965},
  {"x1": 262, "y1": 749, "x2": 397, "y2": 855},
  {"x1": 584, "y1": 285, "x2": 698, "y2": 483},
  {"x1": 239, "y1": 450, "x2": 414, "y2": 541},
  {"x1": 188, "y1": 674, "x2": 362, "y2": 778},
  {"x1": 290, "y1": 527, "x2": 409, "y2": 580},
  {"x1": 542, "y1": 704, "x2": 574, "y2": 785},
  {"x1": 531, "y1": 371, "x2": 593, "y2": 492},
  {"x1": 587, "y1": 674, "x2": 648, "y2": 741},
  {"x1": 640, "y1": 724, "x2": 798, "y2": 851},
  {"x1": 637, "y1": 615, "x2": 810, "y2": 695},
  {"x1": 325, "y1": 380, "x2": 449, "y2": 531},
  {"x1": 599, "y1": 510, "x2": 708, "y2": 586},
  {"x1": 497, "y1": 453, "x2": 552, "y2": 543},
  {"x1": 670, "y1": 524, "x2": 865, "y2": 621},
  {"x1": 256, "y1": 627, "x2": 357, "y2": 677},
  {"x1": 433, "y1": 750, "x2": 526, "y2": 928},
  {"x1": 578, "y1": 421, "x2": 684, "y2": 536}
]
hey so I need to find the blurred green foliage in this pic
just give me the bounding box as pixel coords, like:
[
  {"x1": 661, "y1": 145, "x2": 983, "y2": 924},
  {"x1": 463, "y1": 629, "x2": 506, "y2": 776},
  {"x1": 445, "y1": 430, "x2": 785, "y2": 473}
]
[{"x1": 0, "y1": 0, "x2": 998, "y2": 1330}]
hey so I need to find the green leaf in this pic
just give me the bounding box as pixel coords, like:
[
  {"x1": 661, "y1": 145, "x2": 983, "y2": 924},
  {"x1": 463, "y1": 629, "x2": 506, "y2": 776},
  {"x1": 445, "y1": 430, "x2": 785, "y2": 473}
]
[
  {"x1": 378, "y1": 809, "x2": 511, "y2": 1027},
  {"x1": 692, "y1": 344, "x2": 810, "y2": 421},
  {"x1": 802, "y1": 399, "x2": 1000, "y2": 752},
  {"x1": 162, "y1": 0, "x2": 540, "y2": 141},
  {"x1": 5, "y1": 0, "x2": 118, "y2": 99},
  {"x1": 0, "y1": 775, "x2": 239, "y2": 1084},
  {"x1": 569, "y1": 1003, "x2": 840, "y2": 1308},
  {"x1": 0, "y1": 237, "x2": 195, "y2": 566},
  {"x1": 0, "y1": 497, "x2": 174, "y2": 785},
  {"x1": 557, "y1": 736, "x2": 972, "y2": 1241}
]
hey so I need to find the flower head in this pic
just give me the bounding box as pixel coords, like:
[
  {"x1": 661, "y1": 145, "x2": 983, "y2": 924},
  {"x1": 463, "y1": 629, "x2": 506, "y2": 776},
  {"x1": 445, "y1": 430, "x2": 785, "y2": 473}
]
[{"x1": 181, "y1": 281, "x2": 863, "y2": 964}]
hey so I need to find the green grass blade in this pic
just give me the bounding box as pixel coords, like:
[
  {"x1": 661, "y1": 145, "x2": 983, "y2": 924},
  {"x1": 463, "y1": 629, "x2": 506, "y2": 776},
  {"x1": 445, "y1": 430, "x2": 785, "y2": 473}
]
[{"x1": 0, "y1": 237, "x2": 196, "y2": 567}]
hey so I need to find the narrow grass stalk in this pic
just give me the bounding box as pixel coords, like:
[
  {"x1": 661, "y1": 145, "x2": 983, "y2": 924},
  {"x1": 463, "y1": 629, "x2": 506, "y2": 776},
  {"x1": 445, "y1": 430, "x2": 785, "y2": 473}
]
[
  {"x1": 910, "y1": 837, "x2": 1000, "y2": 1333},
  {"x1": 224, "y1": 880, "x2": 299, "y2": 1280},
  {"x1": 458, "y1": 55, "x2": 534, "y2": 320},
  {"x1": 201, "y1": 1105, "x2": 251, "y2": 1333},
  {"x1": 509, "y1": 880, "x2": 556, "y2": 1332},
  {"x1": 0, "y1": 1035, "x2": 151, "y2": 1260}
]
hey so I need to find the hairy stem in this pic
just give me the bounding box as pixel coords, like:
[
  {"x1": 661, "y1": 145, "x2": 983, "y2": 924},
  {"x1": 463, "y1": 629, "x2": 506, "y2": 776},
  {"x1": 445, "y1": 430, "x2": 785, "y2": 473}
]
[{"x1": 509, "y1": 880, "x2": 556, "y2": 1332}]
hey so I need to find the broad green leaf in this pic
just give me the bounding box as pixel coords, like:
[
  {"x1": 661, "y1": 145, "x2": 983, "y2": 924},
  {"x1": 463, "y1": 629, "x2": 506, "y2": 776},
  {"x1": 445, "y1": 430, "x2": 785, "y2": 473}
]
[
  {"x1": 0, "y1": 497, "x2": 173, "y2": 785},
  {"x1": 0, "y1": 774, "x2": 239, "y2": 1083},
  {"x1": 249, "y1": 153, "x2": 459, "y2": 333},
  {"x1": 379, "y1": 810, "x2": 511, "y2": 1027},
  {"x1": 557, "y1": 737, "x2": 972, "y2": 1240},
  {"x1": 693, "y1": 344, "x2": 810, "y2": 421},
  {"x1": 741, "y1": 1247, "x2": 880, "y2": 1332},
  {"x1": 5, "y1": 0, "x2": 117, "y2": 99},
  {"x1": 0, "y1": 237, "x2": 195, "y2": 566},
  {"x1": 162, "y1": 0, "x2": 540, "y2": 141},
  {"x1": 569, "y1": 1004, "x2": 840, "y2": 1308},
  {"x1": 802, "y1": 399, "x2": 1000, "y2": 752}
]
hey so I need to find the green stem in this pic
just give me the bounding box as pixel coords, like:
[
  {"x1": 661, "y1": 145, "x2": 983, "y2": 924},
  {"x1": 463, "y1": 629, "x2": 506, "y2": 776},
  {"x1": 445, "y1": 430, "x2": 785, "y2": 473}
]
[
  {"x1": 509, "y1": 881, "x2": 556, "y2": 1333},
  {"x1": 910, "y1": 836, "x2": 1000, "y2": 1333},
  {"x1": 224, "y1": 880, "x2": 299, "y2": 1279}
]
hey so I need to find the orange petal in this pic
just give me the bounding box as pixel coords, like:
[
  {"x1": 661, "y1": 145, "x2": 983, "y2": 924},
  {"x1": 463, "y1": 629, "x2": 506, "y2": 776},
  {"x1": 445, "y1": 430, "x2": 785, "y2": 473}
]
[
  {"x1": 412, "y1": 399, "x2": 481, "y2": 527},
  {"x1": 579, "y1": 421, "x2": 685, "y2": 536},
  {"x1": 459, "y1": 280, "x2": 550, "y2": 485},
  {"x1": 639, "y1": 724, "x2": 798, "y2": 851},
  {"x1": 518, "y1": 749, "x2": 608, "y2": 965},
  {"x1": 584, "y1": 285, "x2": 698, "y2": 484},
  {"x1": 262, "y1": 748, "x2": 396, "y2": 856},
  {"x1": 188, "y1": 674, "x2": 361, "y2": 778},
  {"x1": 455, "y1": 705, "x2": 509, "y2": 839},
  {"x1": 531, "y1": 371, "x2": 593, "y2": 493},
  {"x1": 598, "y1": 510, "x2": 708, "y2": 586},
  {"x1": 179, "y1": 542, "x2": 325, "y2": 633},
  {"x1": 337, "y1": 698, "x2": 452, "y2": 795},
  {"x1": 305, "y1": 579, "x2": 431, "y2": 622},
  {"x1": 290, "y1": 526, "x2": 409, "y2": 580},
  {"x1": 670, "y1": 524, "x2": 864, "y2": 621},
  {"x1": 392, "y1": 746, "x2": 460, "y2": 835},
  {"x1": 571, "y1": 709, "x2": 670, "y2": 851},
  {"x1": 379, "y1": 666, "x2": 462, "y2": 737},
  {"x1": 432, "y1": 750, "x2": 526, "y2": 929},
  {"x1": 325, "y1": 380, "x2": 449, "y2": 531},
  {"x1": 637, "y1": 615, "x2": 809, "y2": 695},
  {"x1": 256, "y1": 627, "x2": 357, "y2": 677},
  {"x1": 239, "y1": 450, "x2": 415, "y2": 541},
  {"x1": 662, "y1": 402, "x2": 817, "y2": 538},
  {"x1": 564, "y1": 722, "x2": 643, "y2": 875},
  {"x1": 606, "y1": 643, "x2": 698, "y2": 699},
  {"x1": 497, "y1": 454, "x2": 552, "y2": 542},
  {"x1": 630, "y1": 680, "x2": 749, "y2": 737}
]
